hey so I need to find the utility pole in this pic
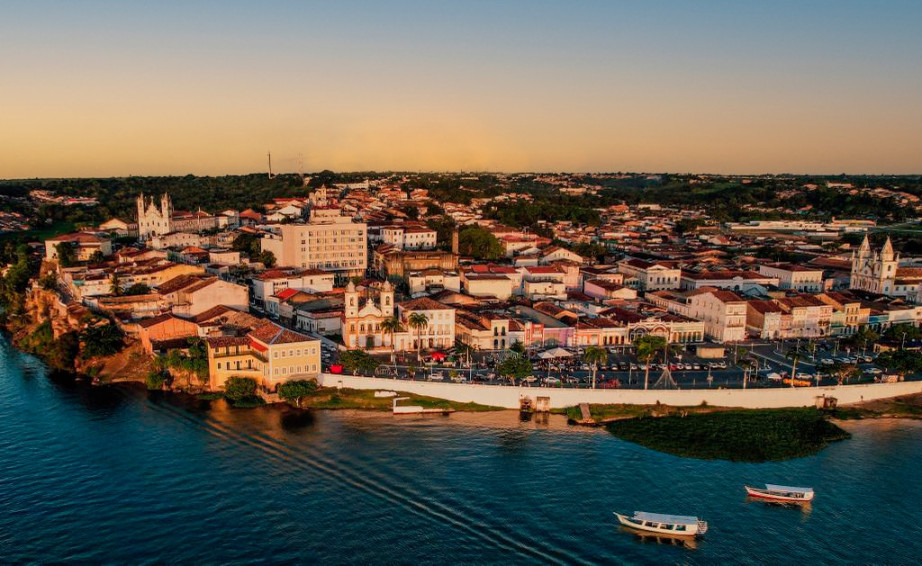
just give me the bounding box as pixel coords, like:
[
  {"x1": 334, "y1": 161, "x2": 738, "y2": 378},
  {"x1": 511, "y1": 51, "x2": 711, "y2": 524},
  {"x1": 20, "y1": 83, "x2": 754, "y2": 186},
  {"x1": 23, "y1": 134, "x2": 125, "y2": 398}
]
[{"x1": 267, "y1": 150, "x2": 275, "y2": 179}]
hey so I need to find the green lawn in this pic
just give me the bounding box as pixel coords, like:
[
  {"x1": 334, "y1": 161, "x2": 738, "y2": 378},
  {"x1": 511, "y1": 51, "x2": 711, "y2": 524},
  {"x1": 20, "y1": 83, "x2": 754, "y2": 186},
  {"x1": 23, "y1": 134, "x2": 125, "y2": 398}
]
[{"x1": 287, "y1": 387, "x2": 502, "y2": 412}]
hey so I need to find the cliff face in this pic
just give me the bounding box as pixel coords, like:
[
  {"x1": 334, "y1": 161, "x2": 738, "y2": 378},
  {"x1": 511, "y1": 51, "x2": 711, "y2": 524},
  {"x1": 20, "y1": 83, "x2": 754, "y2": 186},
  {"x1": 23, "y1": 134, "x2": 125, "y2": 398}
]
[
  {"x1": 9, "y1": 286, "x2": 153, "y2": 383},
  {"x1": 7, "y1": 287, "x2": 82, "y2": 350}
]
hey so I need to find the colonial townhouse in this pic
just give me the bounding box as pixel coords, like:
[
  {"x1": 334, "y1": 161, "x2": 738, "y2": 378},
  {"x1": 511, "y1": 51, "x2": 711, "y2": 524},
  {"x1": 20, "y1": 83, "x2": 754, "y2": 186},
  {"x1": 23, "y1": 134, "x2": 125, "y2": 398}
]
[
  {"x1": 380, "y1": 224, "x2": 438, "y2": 250},
  {"x1": 45, "y1": 232, "x2": 112, "y2": 262},
  {"x1": 816, "y1": 291, "x2": 870, "y2": 336},
  {"x1": 461, "y1": 272, "x2": 515, "y2": 300},
  {"x1": 206, "y1": 322, "x2": 321, "y2": 391},
  {"x1": 539, "y1": 245, "x2": 585, "y2": 265},
  {"x1": 758, "y1": 263, "x2": 824, "y2": 293},
  {"x1": 680, "y1": 269, "x2": 778, "y2": 292},
  {"x1": 774, "y1": 294, "x2": 834, "y2": 338},
  {"x1": 583, "y1": 278, "x2": 638, "y2": 302},
  {"x1": 455, "y1": 311, "x2": 526, "y2": 351},
  {"x1": 746, "y1": 299, "x2": 785, "y2": 339},
  {"x1": 396, "y1": 297, "x2": 456, "y2": 352},
  {"x1": 407, "y1": 269, "x2": 461, "y2": 297},
  {"x1": 599, "y1": 306, "x2": 705, "y2": 345},
  {"x1": 617, "y1": 258, "x2": 681, "y2": 291},
  {"x1": 686, "y1": 288, "x2": 748, "y2": 343},
  {"x1": 251, "y1": 268, "x2": 335, "y2": 309},
  {"x1": 521, "y1": 266, "x2": 567, "y2": 300},
  {"x1": 156, "y1": 274, "x2": 249, "y2": 317},
  {"x1": 62, "y1": 260, "x2": 204, "y2": 300}
]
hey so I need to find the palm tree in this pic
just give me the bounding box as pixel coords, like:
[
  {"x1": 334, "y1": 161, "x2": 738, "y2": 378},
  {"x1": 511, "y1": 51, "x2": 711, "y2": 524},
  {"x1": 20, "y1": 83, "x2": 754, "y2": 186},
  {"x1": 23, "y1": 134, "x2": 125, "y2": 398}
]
[
  {"x1": 110, "y1": 273, "x2": 122, "y2": 296},
  {"x1": 785, "y1": 345, "x2": 807, "y2": 388},
  {"x1": 407, "y1": 312, "x2": 429, "y2": 362},
  {"x1": 380, "y1": 317, "x2": 403, "y2": 363},
  {"x1": 583, "y1": 345, "x2": 608, "y2": 389},
  {"x1": 457, "y1": 342, "x2": 475, "y2": 368},
  {"x1": 634, "y1": 335, "x2": 666, "y2": 390}
]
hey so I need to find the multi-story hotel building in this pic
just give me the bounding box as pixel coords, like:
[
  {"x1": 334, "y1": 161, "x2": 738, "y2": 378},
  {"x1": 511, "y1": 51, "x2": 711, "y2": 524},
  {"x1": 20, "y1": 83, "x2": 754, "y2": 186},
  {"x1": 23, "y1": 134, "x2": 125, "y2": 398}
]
[{"x1": 260, "y1": 206, "x2": 368, "y2": 277}]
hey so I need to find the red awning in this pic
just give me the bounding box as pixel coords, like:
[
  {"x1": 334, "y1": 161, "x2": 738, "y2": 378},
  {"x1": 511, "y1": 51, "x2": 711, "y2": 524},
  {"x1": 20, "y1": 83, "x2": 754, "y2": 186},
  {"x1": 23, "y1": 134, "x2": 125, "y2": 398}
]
[{"x1": 431, "y1": 352, "x2": 446, "y2": 361}]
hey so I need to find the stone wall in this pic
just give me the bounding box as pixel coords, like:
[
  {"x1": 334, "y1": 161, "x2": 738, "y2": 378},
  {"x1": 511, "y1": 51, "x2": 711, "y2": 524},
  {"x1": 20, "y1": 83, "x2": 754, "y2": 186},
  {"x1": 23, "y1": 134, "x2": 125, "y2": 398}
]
[{"x1": 317, "y1": 373, "x2": 922, "y2": 410}]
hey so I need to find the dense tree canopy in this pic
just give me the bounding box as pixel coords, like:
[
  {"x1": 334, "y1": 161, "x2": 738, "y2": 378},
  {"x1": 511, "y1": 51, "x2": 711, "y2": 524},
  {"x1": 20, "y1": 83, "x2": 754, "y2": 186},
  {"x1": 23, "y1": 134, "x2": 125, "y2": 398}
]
[{"x1": 458, "y1": 225, "x2": 504, "y2": 260}]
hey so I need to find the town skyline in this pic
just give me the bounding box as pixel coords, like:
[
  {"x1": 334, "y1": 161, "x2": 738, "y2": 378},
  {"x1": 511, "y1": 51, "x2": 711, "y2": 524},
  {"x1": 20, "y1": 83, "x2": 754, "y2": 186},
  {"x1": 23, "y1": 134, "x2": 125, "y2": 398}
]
[{"x1": 3, "y1": 1, "x2": 922, "y2": 178}]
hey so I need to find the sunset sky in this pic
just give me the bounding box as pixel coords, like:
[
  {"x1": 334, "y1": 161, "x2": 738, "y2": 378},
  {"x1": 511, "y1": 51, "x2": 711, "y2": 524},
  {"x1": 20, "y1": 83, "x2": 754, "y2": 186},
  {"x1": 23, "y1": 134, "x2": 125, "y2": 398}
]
[{"x1": 2, "y1": 1, "x2": 921, "y2": 178}]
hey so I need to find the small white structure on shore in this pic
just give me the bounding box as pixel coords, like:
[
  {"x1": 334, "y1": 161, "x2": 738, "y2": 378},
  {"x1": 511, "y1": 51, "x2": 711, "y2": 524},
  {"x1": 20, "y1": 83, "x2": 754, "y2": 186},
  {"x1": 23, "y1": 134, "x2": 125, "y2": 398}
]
[{"x1": 392, "y1": 397, "x2": 455, "y2": 415}]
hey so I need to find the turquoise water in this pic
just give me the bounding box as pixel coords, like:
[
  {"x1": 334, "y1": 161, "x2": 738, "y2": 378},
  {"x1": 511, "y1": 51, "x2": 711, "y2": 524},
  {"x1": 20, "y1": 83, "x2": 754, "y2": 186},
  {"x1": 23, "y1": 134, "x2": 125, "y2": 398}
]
[{"x1": 1, "y1": 337, "x2": 920, "y2": 564}]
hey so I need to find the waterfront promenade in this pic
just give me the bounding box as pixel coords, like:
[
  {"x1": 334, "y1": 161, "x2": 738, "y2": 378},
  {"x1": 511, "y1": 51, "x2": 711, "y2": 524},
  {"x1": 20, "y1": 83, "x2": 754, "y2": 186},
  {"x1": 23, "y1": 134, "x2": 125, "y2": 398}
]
[{"x1": 318, "y1": 373, "x2": 922, "y2": 410}]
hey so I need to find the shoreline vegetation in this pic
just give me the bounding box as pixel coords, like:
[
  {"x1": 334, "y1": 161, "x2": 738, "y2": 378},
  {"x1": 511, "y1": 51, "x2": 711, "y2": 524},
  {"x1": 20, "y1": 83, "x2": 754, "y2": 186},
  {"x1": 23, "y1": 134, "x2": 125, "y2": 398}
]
[{"x1": 603, "y1": 407, "x2": 852, "y2": 462}]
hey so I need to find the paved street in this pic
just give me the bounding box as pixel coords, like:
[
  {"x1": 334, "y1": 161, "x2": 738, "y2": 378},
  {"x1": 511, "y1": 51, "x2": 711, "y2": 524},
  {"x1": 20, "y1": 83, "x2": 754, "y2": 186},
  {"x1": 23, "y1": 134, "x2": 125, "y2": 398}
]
[{"x1": 324, "y1": 339, "x2": 911, "y2": 391}]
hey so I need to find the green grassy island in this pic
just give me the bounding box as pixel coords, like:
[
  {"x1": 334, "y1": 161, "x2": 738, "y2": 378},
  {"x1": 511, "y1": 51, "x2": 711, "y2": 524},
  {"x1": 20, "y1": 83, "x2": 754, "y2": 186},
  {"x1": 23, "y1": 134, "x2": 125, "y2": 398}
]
[{"x1": 605, "y1": 408, "x2": 851, "y2": 462}]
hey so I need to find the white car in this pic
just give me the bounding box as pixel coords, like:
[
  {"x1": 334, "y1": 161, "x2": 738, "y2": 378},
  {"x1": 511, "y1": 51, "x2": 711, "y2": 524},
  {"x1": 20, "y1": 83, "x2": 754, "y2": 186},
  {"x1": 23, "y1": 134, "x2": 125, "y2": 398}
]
[
  {"x1": 766, "y1": 372, "x2": 782, "y2": 381},
  {"x1": 820, "y1": 358, "x2": 834, "y2": 366},
  {"x1": 544, "y1": 377, "x2": 561, "y2": 385}
]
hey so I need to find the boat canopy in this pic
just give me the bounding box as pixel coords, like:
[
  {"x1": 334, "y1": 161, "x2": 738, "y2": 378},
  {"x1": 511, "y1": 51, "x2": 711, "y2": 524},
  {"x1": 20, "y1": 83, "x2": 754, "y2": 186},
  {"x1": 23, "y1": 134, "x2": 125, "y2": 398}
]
[
  {"x1": 633, "y1": 512, "x2": 699, "y2": 525},
  {"x1": 765, "y1": 484, "x2": 814, "y2": 494}
]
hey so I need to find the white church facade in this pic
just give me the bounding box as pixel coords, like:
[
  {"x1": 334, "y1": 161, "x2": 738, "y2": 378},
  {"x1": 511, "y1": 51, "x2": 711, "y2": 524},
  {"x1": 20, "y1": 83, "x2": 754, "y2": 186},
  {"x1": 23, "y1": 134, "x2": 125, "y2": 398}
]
[
  {"x1": 850, "y1": 236, "x2": 922, "y2": 302},
  {"x1": 136, "y1": 193, "x2": 231, "y2": 240}
]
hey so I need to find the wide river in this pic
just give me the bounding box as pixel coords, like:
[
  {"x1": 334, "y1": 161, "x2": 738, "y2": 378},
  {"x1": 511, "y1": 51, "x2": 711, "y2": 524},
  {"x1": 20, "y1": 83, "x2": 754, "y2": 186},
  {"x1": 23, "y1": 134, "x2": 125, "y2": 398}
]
[{"x1": 1, "y1": 338, "x2": 920, "y2": 565}]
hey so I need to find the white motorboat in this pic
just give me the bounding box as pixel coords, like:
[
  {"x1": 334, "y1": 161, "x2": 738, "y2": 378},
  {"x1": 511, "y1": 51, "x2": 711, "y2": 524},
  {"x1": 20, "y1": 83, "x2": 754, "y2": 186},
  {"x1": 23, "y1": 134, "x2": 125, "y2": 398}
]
[
  {"x1": 745, "y1": 484, "x2": 814, "y2": 502},
  {"x1": 614, "y1": 511, "x2": 708, "y2": 537}
]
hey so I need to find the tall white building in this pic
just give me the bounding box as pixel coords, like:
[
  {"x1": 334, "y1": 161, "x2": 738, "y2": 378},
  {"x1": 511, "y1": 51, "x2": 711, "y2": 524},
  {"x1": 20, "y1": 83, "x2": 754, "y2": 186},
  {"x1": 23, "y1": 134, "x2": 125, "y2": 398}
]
[{"x1": 260, "y1": 202, "x2": 367, "y2": 277}]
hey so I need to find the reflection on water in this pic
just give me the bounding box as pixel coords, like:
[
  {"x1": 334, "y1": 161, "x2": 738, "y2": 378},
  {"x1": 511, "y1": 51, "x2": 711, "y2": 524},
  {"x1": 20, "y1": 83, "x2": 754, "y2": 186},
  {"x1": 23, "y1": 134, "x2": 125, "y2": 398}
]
[
  {"x1": 746, "y1": 496, "x2": 813, "y2": 518},
  {"x1": 1, "y1": 339, "x2": 921, "y2": 564},
  {"x1": 624, "y1": 528, "x2": 699, "y2": 550}
]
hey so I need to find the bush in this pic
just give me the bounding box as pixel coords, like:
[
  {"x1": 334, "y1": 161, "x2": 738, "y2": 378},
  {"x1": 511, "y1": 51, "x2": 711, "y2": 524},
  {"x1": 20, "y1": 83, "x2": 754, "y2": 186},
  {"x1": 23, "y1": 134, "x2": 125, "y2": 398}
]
[
  {"x1": 146, "y1": 370, "x2": 168, "y2": 391},
  {"x1": 81, "y1": 322, "x2": 125, "y2": 359},
  {"x1": 224, "y1": 376, "x2": 261, "y2": 407}
]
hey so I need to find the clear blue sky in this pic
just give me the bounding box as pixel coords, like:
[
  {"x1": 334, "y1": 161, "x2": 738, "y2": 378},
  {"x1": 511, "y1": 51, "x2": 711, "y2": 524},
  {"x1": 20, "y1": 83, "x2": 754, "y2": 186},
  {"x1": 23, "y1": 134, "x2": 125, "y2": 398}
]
[{"x1": 2, "y1": 1, "x2": 920, "y2": 176}]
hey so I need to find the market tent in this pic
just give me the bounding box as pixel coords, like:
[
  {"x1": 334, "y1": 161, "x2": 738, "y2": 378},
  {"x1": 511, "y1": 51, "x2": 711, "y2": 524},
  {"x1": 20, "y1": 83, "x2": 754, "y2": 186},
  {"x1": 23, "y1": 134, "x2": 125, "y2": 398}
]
[{"x1": 539, "y1": 347, "x2": 573, "y2": 359}]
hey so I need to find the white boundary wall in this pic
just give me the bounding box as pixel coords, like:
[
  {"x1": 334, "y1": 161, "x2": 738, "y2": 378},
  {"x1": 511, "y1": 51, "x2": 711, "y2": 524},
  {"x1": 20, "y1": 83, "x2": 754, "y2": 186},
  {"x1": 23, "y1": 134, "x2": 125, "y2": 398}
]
[{"x1": 317, "y1": 373, "x2": 922, "y2": 410}]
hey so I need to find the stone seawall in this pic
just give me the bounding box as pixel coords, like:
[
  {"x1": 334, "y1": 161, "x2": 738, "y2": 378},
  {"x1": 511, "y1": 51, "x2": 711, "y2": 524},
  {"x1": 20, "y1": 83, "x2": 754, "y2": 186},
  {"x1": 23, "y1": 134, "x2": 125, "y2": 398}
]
[{"x1": 317, "y1": 374, "x2": 922, "y2": 409}]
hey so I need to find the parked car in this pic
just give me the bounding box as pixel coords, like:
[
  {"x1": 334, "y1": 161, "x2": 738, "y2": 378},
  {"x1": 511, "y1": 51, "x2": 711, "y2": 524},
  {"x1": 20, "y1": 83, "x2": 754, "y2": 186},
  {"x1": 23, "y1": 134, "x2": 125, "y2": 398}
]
[
  {"x1": 544, "y1": 377, "x2": 561, "y2": 385},
  {"x1": 766, "y1": 372, "x2": 782, "y2": 381}
]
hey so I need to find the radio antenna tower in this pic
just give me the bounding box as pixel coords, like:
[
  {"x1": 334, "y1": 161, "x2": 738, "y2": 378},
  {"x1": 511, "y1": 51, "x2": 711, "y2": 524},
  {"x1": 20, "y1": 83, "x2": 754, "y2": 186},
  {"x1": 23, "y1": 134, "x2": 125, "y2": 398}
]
[
  {"x1": 267, "y1": 150, "x2": 275, "y2": 179},
  {"x1": 297, "y1": 152, "x2": 305, "y2": 184}
]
